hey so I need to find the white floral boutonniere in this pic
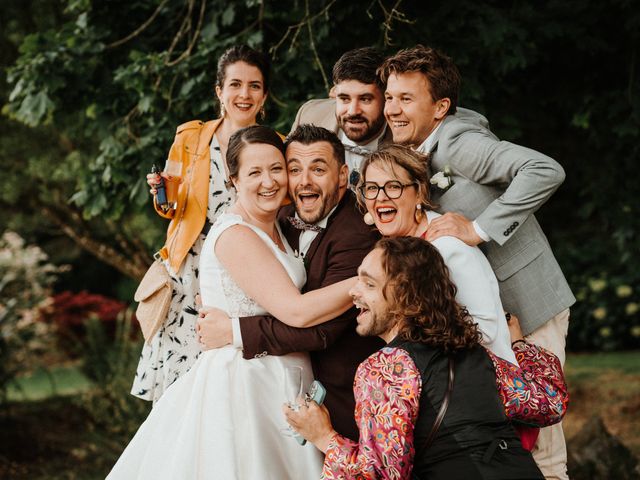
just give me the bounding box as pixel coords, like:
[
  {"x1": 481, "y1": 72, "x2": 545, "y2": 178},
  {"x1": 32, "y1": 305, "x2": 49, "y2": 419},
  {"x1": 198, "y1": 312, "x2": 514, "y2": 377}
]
[{"x1": 430, "y1": 165, "x2": 454, "y2": 192}]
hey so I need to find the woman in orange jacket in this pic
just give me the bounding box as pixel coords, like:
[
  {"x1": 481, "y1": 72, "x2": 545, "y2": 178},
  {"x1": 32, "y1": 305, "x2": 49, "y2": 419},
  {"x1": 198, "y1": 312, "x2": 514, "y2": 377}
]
[{"x1": 133, "y1": 45, "x2": 272, "y2": 402}]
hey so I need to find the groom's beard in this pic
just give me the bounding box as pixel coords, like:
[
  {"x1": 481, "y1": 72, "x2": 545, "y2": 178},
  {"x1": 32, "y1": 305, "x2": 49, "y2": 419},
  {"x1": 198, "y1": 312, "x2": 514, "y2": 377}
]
[{"x1": 293, "y1": 186, "x2": 341, "y2": 225}]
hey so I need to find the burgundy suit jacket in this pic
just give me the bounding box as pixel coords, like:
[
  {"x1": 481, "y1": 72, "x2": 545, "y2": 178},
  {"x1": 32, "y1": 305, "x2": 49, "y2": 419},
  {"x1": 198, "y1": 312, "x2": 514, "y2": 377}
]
[{"x1": 239, "y1": 190, "x2": 384, "y2": 440}]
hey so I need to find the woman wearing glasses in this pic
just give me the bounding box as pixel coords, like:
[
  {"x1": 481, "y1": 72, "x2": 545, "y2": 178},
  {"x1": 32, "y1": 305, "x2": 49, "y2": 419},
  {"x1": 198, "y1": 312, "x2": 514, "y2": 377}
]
[{"x1": 357, "y1": 145, "x2": 516, "y2": 363}]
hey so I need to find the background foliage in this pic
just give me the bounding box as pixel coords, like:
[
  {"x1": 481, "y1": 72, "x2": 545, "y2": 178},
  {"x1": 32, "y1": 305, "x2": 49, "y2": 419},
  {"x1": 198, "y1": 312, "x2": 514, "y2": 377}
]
[{"x1": 1, "y1": 0, "x2": 638, "y2": 351}]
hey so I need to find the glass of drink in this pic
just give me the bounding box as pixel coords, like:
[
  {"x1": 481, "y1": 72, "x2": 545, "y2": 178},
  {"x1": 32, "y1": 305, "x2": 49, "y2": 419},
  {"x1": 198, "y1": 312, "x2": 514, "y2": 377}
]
[
  {"x1": 163, "y1": 159, "x2": 182, "y2": 209},
  {"x1": 281, "y1": 366, "x2": 304, "y2": 437}
]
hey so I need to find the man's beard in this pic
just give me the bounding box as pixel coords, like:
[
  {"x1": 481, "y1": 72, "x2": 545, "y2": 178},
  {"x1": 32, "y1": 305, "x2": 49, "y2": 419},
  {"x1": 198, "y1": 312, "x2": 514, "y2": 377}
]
[
  {"x1": 338, "y1": 114, "x2": 386, "y2": 144},
  {"x1": 357, "y1": 310, "x2": 396, "y2": 338},
  {"x1": 295, "y1": 187, "x2": 341, "y2": 225}
]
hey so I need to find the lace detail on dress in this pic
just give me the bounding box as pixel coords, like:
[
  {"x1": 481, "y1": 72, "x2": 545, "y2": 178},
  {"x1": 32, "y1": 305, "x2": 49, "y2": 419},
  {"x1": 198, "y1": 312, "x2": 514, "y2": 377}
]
[
  {"x1": 199, "y1": 212, "x2": 306, "y2": 314},
  {"x1": 219, "y1": 273, "x2": 261, "y2": 317}
]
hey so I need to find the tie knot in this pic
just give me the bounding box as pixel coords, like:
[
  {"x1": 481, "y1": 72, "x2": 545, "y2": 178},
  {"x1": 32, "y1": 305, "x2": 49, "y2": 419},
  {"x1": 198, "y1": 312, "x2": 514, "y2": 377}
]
[{"x1": 287, "y1": 216, "x2": 324, "y2": 233}]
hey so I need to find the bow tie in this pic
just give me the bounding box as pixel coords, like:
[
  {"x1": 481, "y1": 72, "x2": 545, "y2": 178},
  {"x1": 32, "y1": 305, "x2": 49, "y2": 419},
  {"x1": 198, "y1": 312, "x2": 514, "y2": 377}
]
[
  {"x1": 287, "y1": 216, "x2": 324, "y2": 233},
  {"x1": 343, "y1": 144, "x2": 372, "y2": 156}
]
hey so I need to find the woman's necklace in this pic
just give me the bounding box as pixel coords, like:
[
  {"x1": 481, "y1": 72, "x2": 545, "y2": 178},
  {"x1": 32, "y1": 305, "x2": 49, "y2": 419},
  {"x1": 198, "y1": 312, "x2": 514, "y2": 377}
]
[{"x1": 270, "y1": 227, "x2": 284, "y2": 251}]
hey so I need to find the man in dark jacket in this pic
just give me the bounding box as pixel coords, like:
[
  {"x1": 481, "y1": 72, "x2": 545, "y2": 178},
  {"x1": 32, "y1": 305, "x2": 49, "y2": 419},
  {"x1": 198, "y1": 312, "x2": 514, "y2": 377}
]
[{"x1": 197, "y1": 125, "x2": 383, "y2": 440}]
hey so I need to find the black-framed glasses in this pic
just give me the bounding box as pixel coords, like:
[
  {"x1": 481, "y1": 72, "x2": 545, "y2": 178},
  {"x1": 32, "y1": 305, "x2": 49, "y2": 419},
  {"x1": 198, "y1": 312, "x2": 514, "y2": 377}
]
[{"x1": 359, "y1": 180, "x2": 416, "y2": 200}]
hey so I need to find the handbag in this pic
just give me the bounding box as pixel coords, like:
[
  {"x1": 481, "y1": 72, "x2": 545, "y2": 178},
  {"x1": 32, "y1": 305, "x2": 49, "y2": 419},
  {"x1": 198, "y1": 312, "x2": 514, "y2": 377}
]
[
  {"x1": 134, "y1": 255, "x2": 172, "y2": 344},
  {"x1": 413, "y1": 355, "x2": 455, "y2": 480}
]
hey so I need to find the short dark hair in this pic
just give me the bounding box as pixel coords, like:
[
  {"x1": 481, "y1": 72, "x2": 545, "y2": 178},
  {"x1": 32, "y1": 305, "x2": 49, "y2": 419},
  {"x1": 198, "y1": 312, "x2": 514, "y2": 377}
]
[
  {"x1": 376, "y1": 236, "x2": 481, "y2": 352},
  {"x1": 226, "y1": 126, "x2": 284, "y2": 184},
  {"x1": 332, "y1": 47, "x2": 385, "y2": 89},
  {"x1": 216, "y1": 45, "x2": 271, "y2": 93},
  {"x1": 378, "y1": 45, "x2": 460, "y2": 115},
  {"x1": 285, "y1": 124, "x2": 345, "y2": 166}
]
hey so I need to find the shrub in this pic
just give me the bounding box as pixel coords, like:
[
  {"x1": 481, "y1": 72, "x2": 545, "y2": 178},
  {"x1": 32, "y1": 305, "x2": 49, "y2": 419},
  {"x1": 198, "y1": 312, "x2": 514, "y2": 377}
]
[
  {"x1": 567, "y1": 275, "x2": 639, "y2": 351},
  {"x1": 75, "y1": 310, "x2": 150, "y2": 451},
  {"x1": 39, "y1": 290, "x2": 132, "y2": 357},
  {"x1": 0, "y1": 232, "x2": 68, "y2": 402}
]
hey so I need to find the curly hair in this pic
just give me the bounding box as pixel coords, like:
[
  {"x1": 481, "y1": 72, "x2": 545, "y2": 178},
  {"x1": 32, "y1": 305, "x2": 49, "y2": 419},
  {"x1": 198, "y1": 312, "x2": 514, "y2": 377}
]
[{"x1": 376, "y1": 236, "x2": 481, "y2": 352}]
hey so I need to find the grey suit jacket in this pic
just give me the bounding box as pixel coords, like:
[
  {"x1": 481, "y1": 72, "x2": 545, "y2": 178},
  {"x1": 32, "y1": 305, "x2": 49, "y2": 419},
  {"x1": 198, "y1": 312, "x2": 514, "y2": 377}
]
[
  {"x1": 428, "y1": 112, "x2": 575, "y2": 335},
  {"x1": 291, "y1": 98, "x2": 393, "y2": 146}
]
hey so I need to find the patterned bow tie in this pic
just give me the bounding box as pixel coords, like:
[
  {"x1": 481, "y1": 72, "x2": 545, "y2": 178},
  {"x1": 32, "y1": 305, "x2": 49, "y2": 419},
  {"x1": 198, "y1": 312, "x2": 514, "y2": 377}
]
[
  {"x1": 287, "y1": 216, "x2": 324, "y2": 232},
  {"x1": 343, "y1": 144, "x2": 372, "y2": 157}
]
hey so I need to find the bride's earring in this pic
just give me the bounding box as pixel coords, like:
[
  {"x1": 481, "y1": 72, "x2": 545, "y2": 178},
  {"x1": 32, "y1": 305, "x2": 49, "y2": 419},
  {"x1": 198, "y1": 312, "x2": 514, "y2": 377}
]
[
  {"x1": 219, "y1": 102, "x2": 226, "y2": 118},
  {"x1": 363, "y1": 212, "x2": 375, "y2": 225}
]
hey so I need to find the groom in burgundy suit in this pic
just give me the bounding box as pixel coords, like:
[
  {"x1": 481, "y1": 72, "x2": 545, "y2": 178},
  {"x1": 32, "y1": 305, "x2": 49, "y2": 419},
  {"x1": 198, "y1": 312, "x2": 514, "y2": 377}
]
[{"x1": 197, "y1": 124, "x2": 383, "y2": 440}]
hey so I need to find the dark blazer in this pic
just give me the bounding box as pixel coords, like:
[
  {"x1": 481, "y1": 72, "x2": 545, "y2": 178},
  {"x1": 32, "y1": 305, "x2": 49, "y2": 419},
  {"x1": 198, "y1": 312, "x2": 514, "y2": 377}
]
[{"x1": 239, "y1": 190, "x2": 384, "y2": 440}]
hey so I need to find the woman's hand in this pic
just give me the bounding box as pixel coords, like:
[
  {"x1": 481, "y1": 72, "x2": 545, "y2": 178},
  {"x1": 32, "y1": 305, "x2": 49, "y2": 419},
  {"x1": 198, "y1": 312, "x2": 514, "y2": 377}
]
[
  {"x1": 283, "y1": 400, "x2": 336, "y2": 453},
  {"x1": 196, "y1": 307, "x2": 233, "y2": 350},
  {"x1": 147, "y1": 172, "x2": 162, "y2": 195},
  {"x1": 506, "y1": 312, "x2": 525, "y2": 344}
]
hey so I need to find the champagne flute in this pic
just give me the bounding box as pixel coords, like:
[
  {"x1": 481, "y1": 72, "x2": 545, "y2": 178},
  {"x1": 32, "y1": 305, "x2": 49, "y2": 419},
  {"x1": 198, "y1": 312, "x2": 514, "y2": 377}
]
[{"x1": 281, "y1": 365, "x2": 304, "y2": 437}]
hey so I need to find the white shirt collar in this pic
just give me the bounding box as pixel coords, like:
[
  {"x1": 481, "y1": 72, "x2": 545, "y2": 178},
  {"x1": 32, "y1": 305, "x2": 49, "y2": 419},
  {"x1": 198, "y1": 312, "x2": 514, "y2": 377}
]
[{"x1": 416, "y1": 123, "x2": 443, "y2": 154}]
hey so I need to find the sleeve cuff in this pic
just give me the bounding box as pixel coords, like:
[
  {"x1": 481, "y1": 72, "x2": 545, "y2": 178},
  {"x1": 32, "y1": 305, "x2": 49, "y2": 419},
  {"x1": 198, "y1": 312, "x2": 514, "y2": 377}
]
[
  {"x1": 472, "y1": 220, "x2": 491, "y2": 242},
  {"x1": 231, "y1": 317, "x2": 243, "y2": 349}
]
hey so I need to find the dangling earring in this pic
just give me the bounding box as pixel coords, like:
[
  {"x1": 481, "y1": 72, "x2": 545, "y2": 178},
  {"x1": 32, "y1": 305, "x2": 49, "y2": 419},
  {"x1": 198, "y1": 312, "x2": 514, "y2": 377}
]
[
  {"x1": 219, "y1": 102, "x2": 226, "y2": 118},
  {"x1": 259, "y1": 105, "x2": 266, "y2": 121},
  {"x1": 414, "y1": 203, "x2": 423, "y2": 223},
  {"x1": 363, "y1": 212, "x2": 375, "y2": 225}
]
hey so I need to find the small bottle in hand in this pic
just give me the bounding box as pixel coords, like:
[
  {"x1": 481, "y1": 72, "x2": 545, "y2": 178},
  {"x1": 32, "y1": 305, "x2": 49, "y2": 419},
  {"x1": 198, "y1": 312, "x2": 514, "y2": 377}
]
[{"x1": 151, "y1": 164, "x2": 169, "y2": 211}]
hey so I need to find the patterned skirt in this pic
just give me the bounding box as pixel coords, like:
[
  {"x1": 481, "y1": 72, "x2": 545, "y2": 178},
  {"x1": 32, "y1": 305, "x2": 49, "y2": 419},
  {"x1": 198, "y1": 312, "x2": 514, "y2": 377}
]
[{"x1": 130, "y1": 234, "x2": 206, "y2": 402}]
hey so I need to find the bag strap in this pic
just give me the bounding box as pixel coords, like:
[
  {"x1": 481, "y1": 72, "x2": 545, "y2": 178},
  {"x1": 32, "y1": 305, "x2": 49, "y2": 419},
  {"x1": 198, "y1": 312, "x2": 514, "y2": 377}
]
[{"x1": 413, "y1": 355, "x2": 455, "y2": 479}]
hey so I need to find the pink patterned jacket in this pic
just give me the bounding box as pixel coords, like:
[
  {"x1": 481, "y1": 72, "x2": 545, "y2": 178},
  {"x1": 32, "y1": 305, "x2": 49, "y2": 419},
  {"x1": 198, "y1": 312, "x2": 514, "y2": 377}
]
[{"x1": 322, "y1": 342, "x2": 568, "y2": 480}]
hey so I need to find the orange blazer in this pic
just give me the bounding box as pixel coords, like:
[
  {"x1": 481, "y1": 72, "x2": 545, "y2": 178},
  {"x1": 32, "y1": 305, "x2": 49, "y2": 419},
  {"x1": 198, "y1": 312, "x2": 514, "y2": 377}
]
[{"x1": 156, "y1": 119, "x2": 222, "y2": 273}]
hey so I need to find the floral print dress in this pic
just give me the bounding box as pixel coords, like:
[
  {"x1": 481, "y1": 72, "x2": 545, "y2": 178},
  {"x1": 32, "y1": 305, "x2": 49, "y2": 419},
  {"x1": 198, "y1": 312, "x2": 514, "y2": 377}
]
[{"x1": 131, "y1": 135, "x2": 235, "y2": 403}]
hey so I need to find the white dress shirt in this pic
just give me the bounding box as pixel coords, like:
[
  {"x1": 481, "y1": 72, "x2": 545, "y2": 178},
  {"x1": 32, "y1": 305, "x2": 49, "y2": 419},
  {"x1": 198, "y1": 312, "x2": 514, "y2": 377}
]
[{"x1": 339, "y1": 127, "x2": 387, "y2": 180}]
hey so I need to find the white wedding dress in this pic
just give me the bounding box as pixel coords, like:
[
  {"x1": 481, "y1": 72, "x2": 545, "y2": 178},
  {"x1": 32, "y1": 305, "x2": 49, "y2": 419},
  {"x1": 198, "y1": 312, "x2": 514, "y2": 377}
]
[{"x1": 108, "y1": 213, "x2": 324, "y2": 480}]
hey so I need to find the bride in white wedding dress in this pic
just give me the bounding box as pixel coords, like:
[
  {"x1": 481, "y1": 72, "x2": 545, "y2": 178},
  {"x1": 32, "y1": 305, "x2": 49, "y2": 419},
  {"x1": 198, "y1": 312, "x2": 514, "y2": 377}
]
[{"x1": 108, "y1": 126, "x2": 355, "y2": 480}]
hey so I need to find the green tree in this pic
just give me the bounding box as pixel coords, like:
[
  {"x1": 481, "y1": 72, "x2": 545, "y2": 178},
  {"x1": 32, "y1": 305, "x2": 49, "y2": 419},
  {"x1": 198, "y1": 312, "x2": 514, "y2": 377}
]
[{"x1": 2, "y1": 0, "x2": 639, "y2": 349}]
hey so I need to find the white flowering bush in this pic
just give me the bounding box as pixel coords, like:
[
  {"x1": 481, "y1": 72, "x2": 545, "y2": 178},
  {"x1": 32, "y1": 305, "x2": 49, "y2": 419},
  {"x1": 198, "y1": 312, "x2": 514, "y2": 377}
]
[
  {"x1": 570, "y1": 275, "x2": 639, "y2": 351},
  {"x1": 0, "y1": 231, "x2": 69, "y2": 401}
]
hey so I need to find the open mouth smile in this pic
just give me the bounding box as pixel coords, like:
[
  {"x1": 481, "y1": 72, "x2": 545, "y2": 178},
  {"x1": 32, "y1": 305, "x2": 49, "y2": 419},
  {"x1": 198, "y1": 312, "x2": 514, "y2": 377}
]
[
  {"x1": 259, "y1": 189, "x2": 279, "y2": 198},
  {"x1": 297, "y1": 191, "x2": 321, "y2": 208},
  {"x1": 354, "y1": 302, "x2": 370, "y2": 322},
  {"x1": 375, "y1": 206, "x2": 397, "y2": 223}
]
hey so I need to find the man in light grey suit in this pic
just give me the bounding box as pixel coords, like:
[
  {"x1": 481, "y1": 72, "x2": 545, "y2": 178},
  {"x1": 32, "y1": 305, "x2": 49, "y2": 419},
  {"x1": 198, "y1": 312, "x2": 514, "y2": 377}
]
[
  {"x1": 291, "y1": 47, "x2": 392, "y2": 186},
  {"x1": 380, "y1": 45, "x2": 575, "y2": 480}
]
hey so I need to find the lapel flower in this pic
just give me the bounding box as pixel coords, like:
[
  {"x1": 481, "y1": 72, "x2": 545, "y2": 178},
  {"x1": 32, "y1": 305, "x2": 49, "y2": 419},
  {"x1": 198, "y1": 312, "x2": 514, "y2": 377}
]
[{"x1": 430, "y1": 165, "x2": 454, "y2": 191}]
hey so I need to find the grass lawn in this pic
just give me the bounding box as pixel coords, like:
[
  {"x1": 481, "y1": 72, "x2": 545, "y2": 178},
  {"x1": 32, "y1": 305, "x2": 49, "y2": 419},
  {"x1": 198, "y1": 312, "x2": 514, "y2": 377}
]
[
  {"x1": 6, "y1": 364, "x2": 92, "y2": 402},
  {"x1": 563, "y1": 350, "x2": 640, "y2": 457},
  {"x1": 1, "y1": 350, "x2": 638, "y2": 479}
]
